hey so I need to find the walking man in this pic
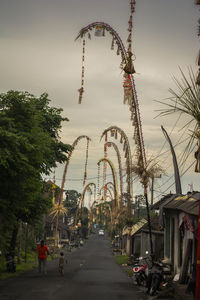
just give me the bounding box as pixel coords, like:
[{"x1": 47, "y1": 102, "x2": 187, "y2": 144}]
[{"x1": 36, "y1": 240, "x2": 50, "y2": 275}]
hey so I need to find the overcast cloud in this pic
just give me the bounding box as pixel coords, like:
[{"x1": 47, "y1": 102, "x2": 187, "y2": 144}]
[{"x1": 0, "y1": 0, "x2": 199, "y2": 204}]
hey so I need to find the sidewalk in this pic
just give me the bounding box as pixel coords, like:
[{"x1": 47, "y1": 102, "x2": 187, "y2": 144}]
[{"x1": 173, "y1": 282, "x2": 194, "y2": 300}]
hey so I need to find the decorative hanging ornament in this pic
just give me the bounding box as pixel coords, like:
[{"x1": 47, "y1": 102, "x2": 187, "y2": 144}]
[
  {"x1": 131, "y1": 0, "x2": 136, "y2": 13},
  {"x1": 95, "y1": 25, "x2": 104, "y2": 37},
  {"x1": 125, "y1": 148, "x2": 128, "y2": 159},
  {"x1": 88, "y1": 32, "x2": 91, "y2": 40},
  {"x1": 120, "y1": 135, "x2": 123, "y2": 144},
  {"x1": 123, "y1": 73, "x2": 133, "y2": 104},
  {"x1": 123, "y1": 51, "x2": 136, "y2": 74},
  {"x1": 127, "y1": 33, "x2": 132, "y2": 43},
  {"x1": 111, "y1": 129, "x2": 115, "y2": 137},
  {"x1": 78, "y1": 39, "x2": 86, "y2": 104},
  {"x1": 115, "y1": 130, "x2": 118, "y2": 139},
  {"x1": 78, "y1": 87, "x2": 84, "y2": 104},
  {"x1": 123, "y1": 141, "x2": 126, "y2": 151},
  {"x1": 83, "y1": 138, "x2": 89, "y2": 185},
  {"x1": 117, "y1": 45, "x2": 120, "y2": 56},
  {"x1": 111, "y1": 37, "x2": 115, "y2": 50}
]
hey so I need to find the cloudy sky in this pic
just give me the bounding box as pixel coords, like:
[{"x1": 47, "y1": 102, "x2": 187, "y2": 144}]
[{"x1": 0, "y1": 0, "x2": 199, "y2": 204}]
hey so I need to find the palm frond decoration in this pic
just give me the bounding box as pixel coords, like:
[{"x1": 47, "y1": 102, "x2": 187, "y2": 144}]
[
  {"x1": 155, "y1": 67, "x2": 200, "y2": 172},
  {"x1": 131, "y1": 156, "x2": 165, "y2": 187},
  {"x1": 49, "y1": 204, "x2": 68, "y2": 219},
  {"x1": 156, "y1": 68, "x2": 200, "y2": 127}
]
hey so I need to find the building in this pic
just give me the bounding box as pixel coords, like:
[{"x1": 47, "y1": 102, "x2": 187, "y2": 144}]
[{"x1": 153, "y1": 192, "x2": 199, "y2": 282}]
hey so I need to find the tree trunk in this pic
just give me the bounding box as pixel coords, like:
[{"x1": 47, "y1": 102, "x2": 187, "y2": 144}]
[
  {"x1": 17, "y1": 221, "x2": 22, "y2": 264},
  {"x1": 9, "y1": 223, "x2": 19, "y2": 255}
]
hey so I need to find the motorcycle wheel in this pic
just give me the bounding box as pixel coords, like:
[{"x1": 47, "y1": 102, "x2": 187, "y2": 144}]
[
  {"x1": 149, "y1": 277, "x2": 160, "y2": 296},
  {"x1": 136, "y1": 276, "x2": 141, "y2": 286},
  {"x1": 140, "y1": 273, "x2": 147, "y2": 286}
]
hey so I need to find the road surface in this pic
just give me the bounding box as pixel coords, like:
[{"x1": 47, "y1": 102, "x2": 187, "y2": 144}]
[{"x1": 0, "y1": 233, "x2": 145, "y2": 300}]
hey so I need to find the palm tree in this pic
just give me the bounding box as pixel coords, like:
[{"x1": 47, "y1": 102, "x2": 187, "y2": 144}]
[{"x1": 156, "y1": 68, "x2": 200, "y2": 172}]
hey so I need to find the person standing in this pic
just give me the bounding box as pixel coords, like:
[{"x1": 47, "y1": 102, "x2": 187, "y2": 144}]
[
  {"x1": 36, "y1": 240, "x2": 50, "y2": 275},
  {"x1": 58, "y1": 252, "x2": 67, "y2": 276}
]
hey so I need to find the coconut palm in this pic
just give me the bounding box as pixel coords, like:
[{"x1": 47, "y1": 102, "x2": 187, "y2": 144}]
[
  {"x1": 131, "y1": 156, "x2": 164, "y2": 188},
  {"x1": 49, "y1": 204, "x2": 68, "y2": 250},
  {"x1": 156, "y1": 68, "x2": 200, "y2": 172}
]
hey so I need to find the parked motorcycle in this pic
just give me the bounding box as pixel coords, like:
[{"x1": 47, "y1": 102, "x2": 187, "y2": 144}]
[
  {"x1": 146, "y1": 261, "x2": 163, "y2": 296},
  {"x1": 132, "y1": 257, "x2": 148, "y2": 286}
]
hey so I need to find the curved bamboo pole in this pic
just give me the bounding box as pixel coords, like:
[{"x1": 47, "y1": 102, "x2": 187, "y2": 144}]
[
  {"x1": 106, "y1": 182, "x2": 115, "y2": 191},
  {"x1": 75, "y1": 182, "x2": 96, "y2": 225},
  {"x1": 80, "y1": 182, "x2": 96, "y2": 210},
  {"x1": 76, "y1": 22, "x2": 147, "y2": 172},
  {"x1": 58, "y1": 135, "x2": 91, "y2": 206},
  {"x1": 104, "y1": 141, "x2": 123, "y2": 207},
  {"x1": 101, "y1": 126, "x2": 132, "y2": 216},
  {"x1": 97, "y1": 158, "x2": 119, "y2": 209},
  {"x1": 99, "y1": 185, "x2": 113, "y2": 200}
]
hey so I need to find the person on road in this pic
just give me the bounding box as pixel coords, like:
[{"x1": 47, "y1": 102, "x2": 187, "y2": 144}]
[
  {"x1": 58, "y1": 251, "x2": 67, "y2": 276},
  {"x1": 36, "y1": 240, "x2": 50, "y2": 275}
]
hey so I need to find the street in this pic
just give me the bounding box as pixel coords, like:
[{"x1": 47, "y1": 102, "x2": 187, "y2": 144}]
[{"x1": 0, "y1": 234, "x2": 145, "y2": 300}]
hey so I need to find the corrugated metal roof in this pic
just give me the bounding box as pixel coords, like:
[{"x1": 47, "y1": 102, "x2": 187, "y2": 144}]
[
  {"x1": 122, "y1": 219, "x2": 148, "y2": 236},
  {"x1": 164, "y1": 192, "x2": 199, "y2": 216},
  {"x1": 122, "y1": 227, "x2": 129, "y2": 235},
  {"x1": 131, "y1": 219, "x2": 148, "y2": 235},
  {"x1": 152, "y1": 194, "x2": 178, "y2": 209}
]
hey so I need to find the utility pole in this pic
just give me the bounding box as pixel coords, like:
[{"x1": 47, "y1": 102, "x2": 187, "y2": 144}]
[
  {"x1": 144, "y1": 186, "x2": 153, "y2": 256},
  {"x1": 151, "y1": 176, "x2": 154, "y2": 207},
  {"x1": 151, "y1": 174, "x2": 162, "y2": 206}
]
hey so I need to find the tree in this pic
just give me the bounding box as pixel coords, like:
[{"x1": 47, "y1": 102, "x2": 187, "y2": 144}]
[
  {"x1": 63, "y1": 190, "x2": 81, "y2": 209},
  {"x1": 156, "y1": 68, "x2": 200, "y2": 171},
  {"x1": 0, "y1": 90, "x2": 72, "y2": 254}
]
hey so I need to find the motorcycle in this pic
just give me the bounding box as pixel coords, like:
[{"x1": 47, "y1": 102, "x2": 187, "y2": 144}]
[
  {"x1": 132, "y1": 257, "x2": 148, "y2": 286},
  {"x1": 146, "y1": 261, "x2": 163, "y2": 296}
]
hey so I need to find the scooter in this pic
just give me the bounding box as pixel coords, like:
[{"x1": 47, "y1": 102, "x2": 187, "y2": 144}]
[{"x1": 133, "y1": 257, "x2": 148, "y2": 286}]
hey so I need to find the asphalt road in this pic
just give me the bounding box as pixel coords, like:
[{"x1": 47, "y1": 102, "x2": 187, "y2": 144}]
[{"x1": 0, "y1": 233, "x2": 145, "y2": 300}]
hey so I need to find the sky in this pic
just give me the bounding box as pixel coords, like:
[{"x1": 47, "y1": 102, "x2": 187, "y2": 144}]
[{"x1": 0, "y1": 0, "x2": 199, "y2": 205}]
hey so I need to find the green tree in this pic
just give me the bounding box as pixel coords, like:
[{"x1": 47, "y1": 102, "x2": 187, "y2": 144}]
[
  {"x1": 63, "y1": 190, "x2": 81, "y2": 209},
  {"x1": 0, "y1": 90, "x2": 72, "y2": 254}
]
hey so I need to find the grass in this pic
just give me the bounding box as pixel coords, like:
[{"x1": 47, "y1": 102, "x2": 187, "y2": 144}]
[
  {"x1": 125, "y1": 268, "x2": 134, "y2": 277},
  {"x1": 114, "y1": 255, "x2": 129, "y2": 265},
  {"x1": 0, "y1": 251, "x2": 39, "y2": 280}
]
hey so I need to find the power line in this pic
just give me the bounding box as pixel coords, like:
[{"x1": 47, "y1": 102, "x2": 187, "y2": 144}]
[{"x1": 153, "y1": 160, "x2": 196, "y2": 197}]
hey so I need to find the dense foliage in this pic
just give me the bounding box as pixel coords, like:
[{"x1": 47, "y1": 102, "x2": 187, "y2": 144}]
[{"x1": 0, "y1": 90, "x2": 72, "y2": 253}]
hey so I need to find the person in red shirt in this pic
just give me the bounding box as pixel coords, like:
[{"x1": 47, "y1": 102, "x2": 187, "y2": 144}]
[{"x1": 36, "y1": 240, "x2": 50, "y2": 275}]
